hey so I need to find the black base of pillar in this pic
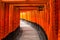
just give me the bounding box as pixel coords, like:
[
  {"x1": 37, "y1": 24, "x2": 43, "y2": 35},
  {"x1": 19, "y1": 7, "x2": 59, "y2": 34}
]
[{"x1": 2, "y1": 26, "x2": 22, "y2": 40}]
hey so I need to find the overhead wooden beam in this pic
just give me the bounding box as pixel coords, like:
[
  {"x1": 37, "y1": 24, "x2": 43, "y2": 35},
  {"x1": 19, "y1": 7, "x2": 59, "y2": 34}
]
[
  {"x1": 1, "y1": 0, "x2": 48, "y2": 4},
  {"x1": 19, "y1": 7, "x2": 39, "y2": 10},
  {"x1": 13, "y1": 3, "x2": 46, "y2": 7}
]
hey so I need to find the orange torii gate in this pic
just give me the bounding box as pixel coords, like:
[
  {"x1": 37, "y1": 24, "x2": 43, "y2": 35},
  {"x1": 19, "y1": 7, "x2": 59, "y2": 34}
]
[{"x1": 0, "y1": 0, "x2": 59, "y2": 40}]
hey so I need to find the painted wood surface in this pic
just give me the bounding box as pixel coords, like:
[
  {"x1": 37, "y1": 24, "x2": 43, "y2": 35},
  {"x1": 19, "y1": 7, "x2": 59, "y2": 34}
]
[
  {"x1": 0, "y1": 3, "x2": 20, "y2": 40},
  {"x1": 0, "y1": 0, "x2": 59, "y2": 40}
]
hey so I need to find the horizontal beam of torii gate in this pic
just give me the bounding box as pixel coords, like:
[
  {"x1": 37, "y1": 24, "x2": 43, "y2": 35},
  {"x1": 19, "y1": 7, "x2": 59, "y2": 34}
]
[{"x1": 1, "y1": 0, "x2": 49, "y2": 4}]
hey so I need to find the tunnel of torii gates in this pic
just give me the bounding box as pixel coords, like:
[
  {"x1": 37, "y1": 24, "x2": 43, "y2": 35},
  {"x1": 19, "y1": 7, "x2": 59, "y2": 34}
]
[{"x1": 0, "y1": 0, "x2": 60, "y2": 40}]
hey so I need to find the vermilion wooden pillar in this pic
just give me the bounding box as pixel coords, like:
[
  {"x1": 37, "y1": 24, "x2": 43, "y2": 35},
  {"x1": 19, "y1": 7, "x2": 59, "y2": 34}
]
[
  {"x1": 0, "y1": 3, "x2": 5, "y2": 39},
  {"x1": 13, "y1": 7, "x2": 20, "y2": 31},
  {"x1": 50, "y1": 0, "x2": 58, "y2": 40},
  {"x1": 4, "y1": 3, "x2": 9, "y2": 38},
  {"x1": 0, "y1": 3, "x2": 20, "y2": 40},
  {"x1": 57, "y1": 0, "x2": 60, "y2": 40},
  {"x1": 8, "y1": 4, "x2": 20, "y2": 34}
]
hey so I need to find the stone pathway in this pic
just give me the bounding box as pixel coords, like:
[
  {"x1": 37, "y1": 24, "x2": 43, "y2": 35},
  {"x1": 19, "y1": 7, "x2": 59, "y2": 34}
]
[{"x1": 19, "y1": 20, "x2": 40, "y2": 40}]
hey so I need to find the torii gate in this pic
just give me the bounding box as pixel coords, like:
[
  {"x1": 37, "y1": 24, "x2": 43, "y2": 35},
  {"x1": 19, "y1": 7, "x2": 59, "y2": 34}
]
[{"x1": 0, "y1": 0, "x2": 59, "y2": 40}]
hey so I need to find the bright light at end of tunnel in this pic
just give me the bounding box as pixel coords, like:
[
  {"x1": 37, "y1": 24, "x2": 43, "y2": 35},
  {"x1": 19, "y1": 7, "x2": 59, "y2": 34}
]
[
  {"x1": 20, "y1": 12, "x2": 26, "y2": 18},
  {"x1": 20, "y1": 11, "x2": 30, "y2": 19},
  {"x1": 20, "y1": 12, "x2": 26, "y2": 15}
]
